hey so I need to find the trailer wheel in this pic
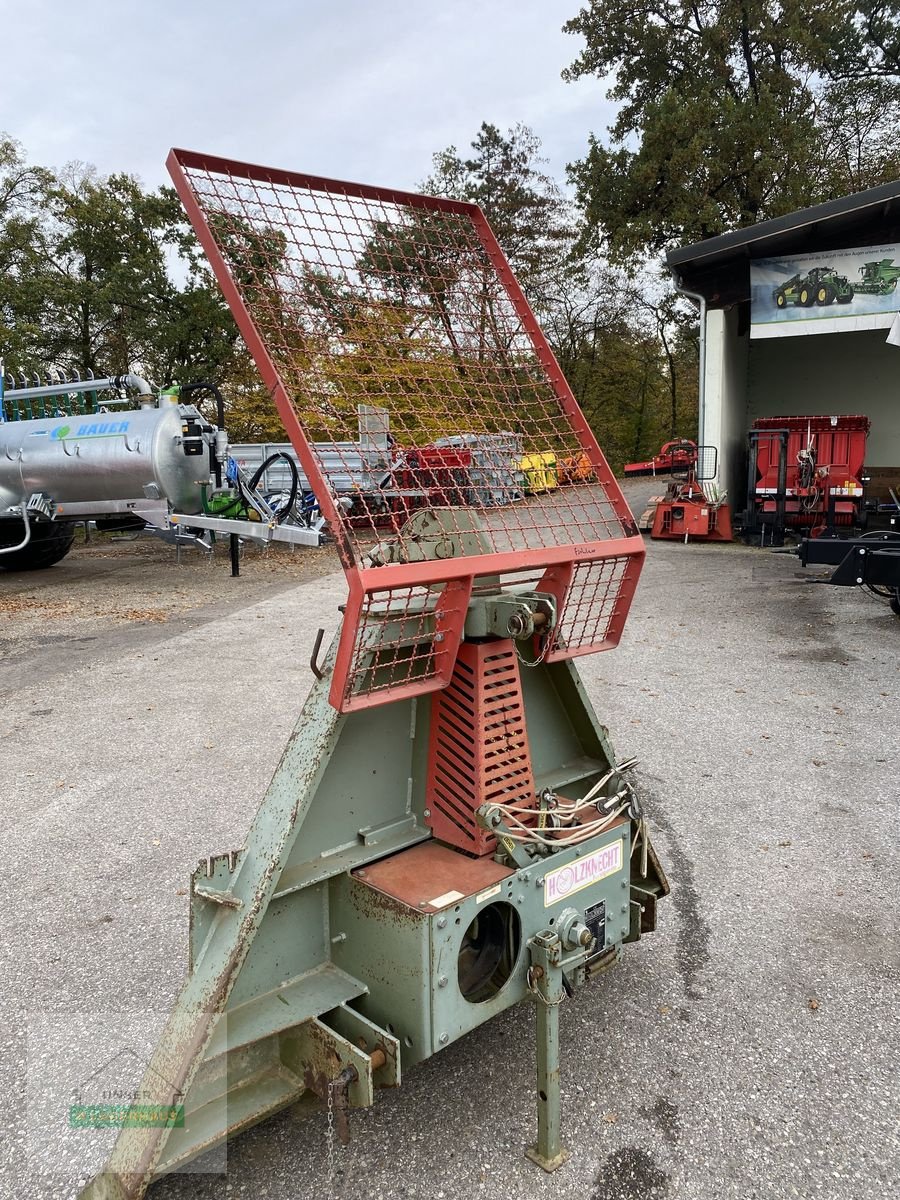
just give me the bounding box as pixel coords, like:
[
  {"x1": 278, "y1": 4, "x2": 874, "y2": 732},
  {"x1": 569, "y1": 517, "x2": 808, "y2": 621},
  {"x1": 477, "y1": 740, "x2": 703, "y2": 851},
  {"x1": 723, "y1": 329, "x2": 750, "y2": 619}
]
[
  {"x1": 0, "y1": 521, "x2": 76, "y2": 571},
  {"x1": 775, "y1": 290, "x2": 787, "y2": 308},
  {"x1": 891, "y1": 590, "x2": 900, "y2": 617}
]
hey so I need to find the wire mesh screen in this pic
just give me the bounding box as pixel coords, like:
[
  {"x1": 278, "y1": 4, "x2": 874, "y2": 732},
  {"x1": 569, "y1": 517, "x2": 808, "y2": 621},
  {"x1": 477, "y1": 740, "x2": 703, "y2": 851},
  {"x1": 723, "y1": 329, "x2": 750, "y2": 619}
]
[{"x1": 168, "y1": 150, "x2": 643, "y2": 710}]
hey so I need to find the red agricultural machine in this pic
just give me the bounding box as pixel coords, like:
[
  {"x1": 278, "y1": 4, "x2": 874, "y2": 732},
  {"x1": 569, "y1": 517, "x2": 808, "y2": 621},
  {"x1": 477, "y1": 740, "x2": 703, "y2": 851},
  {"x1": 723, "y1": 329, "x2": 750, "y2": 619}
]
[
  {"x1": 624, "y1": 439, "x2": 697, "y2": 478},
  {"x1": 639, "y1": 447, "x2": 733, "y2": 543},
  {"x1": 743, "y1": 414, "x2": 870, "y2": 544}
]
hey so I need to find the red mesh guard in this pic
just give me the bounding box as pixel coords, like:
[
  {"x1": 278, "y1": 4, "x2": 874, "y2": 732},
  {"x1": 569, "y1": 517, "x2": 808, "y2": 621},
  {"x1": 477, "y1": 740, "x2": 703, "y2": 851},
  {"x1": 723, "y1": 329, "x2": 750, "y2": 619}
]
[{"x1": 167, "y1": 149, "x2": 644, "y2": 711}]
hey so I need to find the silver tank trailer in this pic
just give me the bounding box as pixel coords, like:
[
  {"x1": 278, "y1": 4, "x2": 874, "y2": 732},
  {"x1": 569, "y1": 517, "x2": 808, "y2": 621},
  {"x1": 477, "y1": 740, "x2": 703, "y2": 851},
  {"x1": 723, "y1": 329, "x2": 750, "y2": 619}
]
[{"x1": 0, "y1": 403, "x2": 211, "y2": 517}]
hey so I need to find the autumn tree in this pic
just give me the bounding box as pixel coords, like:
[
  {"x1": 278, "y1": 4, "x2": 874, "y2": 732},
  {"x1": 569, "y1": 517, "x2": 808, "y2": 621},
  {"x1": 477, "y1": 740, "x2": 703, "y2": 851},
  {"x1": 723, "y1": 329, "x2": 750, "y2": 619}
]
[{"x1": 563, "y1": 0, "x2": 900, "y2": 260}]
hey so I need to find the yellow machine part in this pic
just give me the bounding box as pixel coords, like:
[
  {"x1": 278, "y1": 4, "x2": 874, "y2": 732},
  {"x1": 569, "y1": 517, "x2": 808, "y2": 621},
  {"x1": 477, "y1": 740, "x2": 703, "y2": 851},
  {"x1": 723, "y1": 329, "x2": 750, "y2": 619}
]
[{"x1": 520, "y1": 452, "x2": 559, "y2": 494}]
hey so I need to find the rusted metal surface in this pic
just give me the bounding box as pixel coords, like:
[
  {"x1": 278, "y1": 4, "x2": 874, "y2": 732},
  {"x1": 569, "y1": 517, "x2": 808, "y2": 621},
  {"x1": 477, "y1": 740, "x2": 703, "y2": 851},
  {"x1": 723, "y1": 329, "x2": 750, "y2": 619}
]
[
  {"x1": 166, "y1": 149, "x2": 644, "y2": 712},
  {"x1": 353, "y1": 841, "x2": 512, "y2": 910}
]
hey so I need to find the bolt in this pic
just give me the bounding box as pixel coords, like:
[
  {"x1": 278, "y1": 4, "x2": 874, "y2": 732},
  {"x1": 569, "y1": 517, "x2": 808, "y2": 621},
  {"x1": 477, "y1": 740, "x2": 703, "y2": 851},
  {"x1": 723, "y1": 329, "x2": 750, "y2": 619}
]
[
  {"x1": 439, "y1": 1032, "x2": 449, "y2": 1044},
  {"x1": 423, "y1": 808, "x2": 431, "y2": 818},
  {"x1": 437, "y1": 917, "x2": 447, "y2": 929},
  {"x1": 620, "y1": 904, "x2": 628, "y2": 914},
  {"x1": 517, "y1": 894, "x2": 524, "y2": 905},
  {"x1": 418, "y1": 901, "x2": 427, "y2": 908},
  {"x1": 331, "y1": 932, "x2": 347, "y2": 944},
  {"x1": 438, "y1": 975, "x2": 448, "y2": 988},
  {"x1": 536, "y1": 877, "x2": 544, "y2": 888},
  {"x1": 522, "y1": 871, "x2": 531, "y2": 882},
  {"x1": 621, "y1": 880, "x2": 628, "y2": 889}
]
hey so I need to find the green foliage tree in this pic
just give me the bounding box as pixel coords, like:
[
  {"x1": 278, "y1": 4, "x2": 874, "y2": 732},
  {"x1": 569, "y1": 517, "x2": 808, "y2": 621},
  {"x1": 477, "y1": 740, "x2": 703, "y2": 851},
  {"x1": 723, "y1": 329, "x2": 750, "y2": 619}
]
[
  {"x1": 563, "y1": 0, "x2": 900, "y2": 260},
  {"x1": 424, "y1": 123, "x2": 696, "y2": 465},
  {"x1": 0, "y1": 138, "x2": 283, "y2": 439}
]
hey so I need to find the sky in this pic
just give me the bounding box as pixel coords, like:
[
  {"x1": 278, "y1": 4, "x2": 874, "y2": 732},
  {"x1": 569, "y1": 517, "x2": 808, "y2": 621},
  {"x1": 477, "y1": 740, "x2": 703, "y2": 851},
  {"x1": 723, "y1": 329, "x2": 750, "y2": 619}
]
[{"x1": 0, "y1": 0, "x2": 615, "y2": 194}]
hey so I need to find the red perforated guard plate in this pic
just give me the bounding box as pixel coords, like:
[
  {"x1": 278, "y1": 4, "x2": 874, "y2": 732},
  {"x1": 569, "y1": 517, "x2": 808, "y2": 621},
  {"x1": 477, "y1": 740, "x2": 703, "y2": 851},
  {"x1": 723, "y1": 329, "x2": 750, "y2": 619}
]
[{"x1": 167, "y1": 149, "x2": 644, "y2": 711}]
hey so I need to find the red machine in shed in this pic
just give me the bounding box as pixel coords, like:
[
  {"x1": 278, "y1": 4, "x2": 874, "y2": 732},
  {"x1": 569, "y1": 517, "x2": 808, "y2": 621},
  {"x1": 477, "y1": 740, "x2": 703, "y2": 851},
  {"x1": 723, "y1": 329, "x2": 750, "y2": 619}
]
[{"x1": 745, "y1": 414, "x2": 870, "y2": 543}]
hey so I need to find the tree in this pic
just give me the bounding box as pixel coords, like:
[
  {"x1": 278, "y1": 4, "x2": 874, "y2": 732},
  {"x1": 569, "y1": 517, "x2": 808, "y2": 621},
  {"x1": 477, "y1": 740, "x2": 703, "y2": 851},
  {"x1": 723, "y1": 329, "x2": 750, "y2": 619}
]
[
  {"x1": 0, "y1": 143, "x2": 266, "y2": 430},
  {"x1": 563, "y1": 0, "x2": 900, "y2": 260},
  {"x1": 421, "y1": 122, "x2": 698, "y2": 465},
  {"x1": 423, "y1": 122, "x2": 575, "y2": 315}
]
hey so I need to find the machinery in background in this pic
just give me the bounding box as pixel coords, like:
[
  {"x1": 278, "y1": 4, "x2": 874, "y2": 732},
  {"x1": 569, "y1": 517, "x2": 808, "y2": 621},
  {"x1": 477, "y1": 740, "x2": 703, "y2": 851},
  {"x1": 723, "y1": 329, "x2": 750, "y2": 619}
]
[
  {"x1": 639, "y1": 447, "x2": 733, "y2": 543},
  {"x1": 854, "y1": 258, "x2": 900, "y2": 295},
  {"x1": 77, "y1": 149, "x2": 669, "y2": 1199},
  {"x1": 624, "y1": 438, "x2": 697, "y2": 478},
  {"x1": 792, "y1": 529, "x2": 900, "y2": 617},
  {"x1": 742, "y1": 414, "x2": 870, "y2": 545},
  {"x1": 0, "y1": 375, "x2": 324, "y2": 572}
]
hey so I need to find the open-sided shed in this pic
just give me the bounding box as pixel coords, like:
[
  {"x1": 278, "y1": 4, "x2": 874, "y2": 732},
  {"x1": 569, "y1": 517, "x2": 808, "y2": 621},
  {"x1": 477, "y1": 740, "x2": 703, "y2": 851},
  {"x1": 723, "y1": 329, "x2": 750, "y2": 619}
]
[{"x1": 667, "y1": 180, "x2": 900, "y2": 511}]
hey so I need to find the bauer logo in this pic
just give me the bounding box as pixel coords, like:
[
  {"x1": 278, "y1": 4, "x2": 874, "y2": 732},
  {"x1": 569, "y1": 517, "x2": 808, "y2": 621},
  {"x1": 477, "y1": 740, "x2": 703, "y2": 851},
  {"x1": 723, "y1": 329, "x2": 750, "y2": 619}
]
[{"x1": 544, "y1": 839, "x2": 623, "y2": 907}]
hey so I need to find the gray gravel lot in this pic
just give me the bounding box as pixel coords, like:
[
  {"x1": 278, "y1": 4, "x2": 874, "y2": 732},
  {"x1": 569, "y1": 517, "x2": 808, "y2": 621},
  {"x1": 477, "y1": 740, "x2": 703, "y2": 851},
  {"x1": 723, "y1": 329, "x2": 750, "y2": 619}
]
[{"x1": 1, "y1": 488, "x2": 897, "y2": 1200}]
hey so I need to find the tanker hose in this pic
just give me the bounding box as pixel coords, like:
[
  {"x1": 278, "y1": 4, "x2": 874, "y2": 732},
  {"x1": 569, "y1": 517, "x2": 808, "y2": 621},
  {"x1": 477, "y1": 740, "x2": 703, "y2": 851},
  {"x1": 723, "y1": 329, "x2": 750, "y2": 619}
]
[
  {"x1": 181, "y1": 381, "x2": 227, "y2": 487},
  {"x1": 248, "y1": 453, "x2": 299, "y2": 524}
]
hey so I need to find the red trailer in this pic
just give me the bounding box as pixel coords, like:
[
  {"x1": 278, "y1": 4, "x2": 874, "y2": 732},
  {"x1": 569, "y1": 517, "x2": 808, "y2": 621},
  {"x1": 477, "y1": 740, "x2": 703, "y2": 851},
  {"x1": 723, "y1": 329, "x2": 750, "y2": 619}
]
[{"x1": 746, "y1": 414, "x2": 870, "y2": 541}]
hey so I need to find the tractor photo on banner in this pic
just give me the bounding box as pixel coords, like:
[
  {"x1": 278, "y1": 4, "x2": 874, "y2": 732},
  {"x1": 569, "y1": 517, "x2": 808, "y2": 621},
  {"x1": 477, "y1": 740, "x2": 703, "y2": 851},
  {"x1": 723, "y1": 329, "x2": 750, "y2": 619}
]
[{"x1": 751, "y1": 243, "x2": 900, "y2": 338}]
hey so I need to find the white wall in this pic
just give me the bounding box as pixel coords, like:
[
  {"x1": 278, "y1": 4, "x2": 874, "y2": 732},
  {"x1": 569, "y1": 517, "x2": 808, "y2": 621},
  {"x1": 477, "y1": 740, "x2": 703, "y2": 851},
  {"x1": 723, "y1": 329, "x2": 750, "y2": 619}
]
[
  {"x1": 702, "y1": 306, "x2": 749, "y2": 501},
  {"x1": 746, "y1": 329, "x2": 900, "y2": 468}
]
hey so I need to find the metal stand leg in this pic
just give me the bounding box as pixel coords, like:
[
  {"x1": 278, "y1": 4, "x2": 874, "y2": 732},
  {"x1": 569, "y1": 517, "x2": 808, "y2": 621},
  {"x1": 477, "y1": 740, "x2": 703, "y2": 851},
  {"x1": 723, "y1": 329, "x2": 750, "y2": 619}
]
[{"x1": 525, "y1": 931, "x2": 571, "y2": 1172}]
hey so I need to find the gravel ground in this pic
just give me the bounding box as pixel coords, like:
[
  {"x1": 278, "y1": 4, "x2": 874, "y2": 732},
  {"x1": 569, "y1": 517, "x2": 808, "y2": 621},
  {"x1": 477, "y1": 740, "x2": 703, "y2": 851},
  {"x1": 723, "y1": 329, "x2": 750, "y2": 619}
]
[{"x1": 1, "y1": 485, "x2": 897, "y2": 1200}]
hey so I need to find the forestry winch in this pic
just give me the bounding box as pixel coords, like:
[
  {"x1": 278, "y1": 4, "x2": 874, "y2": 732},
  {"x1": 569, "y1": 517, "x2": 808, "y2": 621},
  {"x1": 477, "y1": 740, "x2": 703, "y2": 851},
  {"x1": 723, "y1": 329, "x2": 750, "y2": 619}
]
[{"x1": 77, "y1": 149, "x2": 670, "y2": 1198}]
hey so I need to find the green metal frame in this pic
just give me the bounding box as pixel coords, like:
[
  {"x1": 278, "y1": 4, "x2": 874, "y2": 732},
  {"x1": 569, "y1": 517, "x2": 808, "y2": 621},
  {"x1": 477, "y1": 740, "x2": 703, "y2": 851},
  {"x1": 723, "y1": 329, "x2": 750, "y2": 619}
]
[{"x1": 79, "y1": 626, "x2": 668, "y2": 1199}]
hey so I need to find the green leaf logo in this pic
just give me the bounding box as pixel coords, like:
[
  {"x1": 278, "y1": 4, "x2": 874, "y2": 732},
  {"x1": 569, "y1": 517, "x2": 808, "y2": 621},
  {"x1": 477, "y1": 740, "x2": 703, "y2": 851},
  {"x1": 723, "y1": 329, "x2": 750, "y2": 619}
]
[{"x1": 53, "y1": 424, "x2": 71, "y2": 440}]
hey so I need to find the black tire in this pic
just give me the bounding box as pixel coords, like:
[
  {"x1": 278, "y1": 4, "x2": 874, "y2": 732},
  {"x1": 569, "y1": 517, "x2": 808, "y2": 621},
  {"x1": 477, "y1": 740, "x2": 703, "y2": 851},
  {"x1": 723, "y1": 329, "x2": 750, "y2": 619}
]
[
  {"x1": 799, "y1": 285, "x2": 814, "y2": 306},
  {"x1": 890, "y1": 590, "x2": 900, "y2": 617},
  {"x1": 836, "y1": 289, "x2": 853, "y2": 304},
  {"x1": 0, "y1": 520, "x2": 76, "y2": 570},
  {"x1": 775, "y1": 290, "x2": 787, "y2": 309},
  {"x1": 816, "y1": 283, "x2": 834, "y2": 305}
]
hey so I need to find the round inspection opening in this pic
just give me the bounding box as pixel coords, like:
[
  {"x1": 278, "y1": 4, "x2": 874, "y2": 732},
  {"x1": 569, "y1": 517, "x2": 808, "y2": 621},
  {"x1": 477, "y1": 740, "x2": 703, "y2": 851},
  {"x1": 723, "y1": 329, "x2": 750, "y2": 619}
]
[
  {"x1": 403, "y1": 1036, "x2": 413, "y2": 1048},
  {"x1": 457, "y1": 901, "x2": 522, "y2": 1004},
  {"x1": 387, "y1": 1023, "x2": 395, "y2": 1035}
]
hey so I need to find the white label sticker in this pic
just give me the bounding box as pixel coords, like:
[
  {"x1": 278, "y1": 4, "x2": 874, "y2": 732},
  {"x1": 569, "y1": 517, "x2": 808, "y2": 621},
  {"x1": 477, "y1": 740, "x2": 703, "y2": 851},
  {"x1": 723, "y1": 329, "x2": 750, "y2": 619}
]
[
  {"x1": 428, "y1": 889, "x2": 465, "y2": 909},
  {"x1": 475, "y1": 883, "x2": 502, "y2": 905},
  {"x1": 544, "y1": 840, "x2": 624, "y2": 907}
]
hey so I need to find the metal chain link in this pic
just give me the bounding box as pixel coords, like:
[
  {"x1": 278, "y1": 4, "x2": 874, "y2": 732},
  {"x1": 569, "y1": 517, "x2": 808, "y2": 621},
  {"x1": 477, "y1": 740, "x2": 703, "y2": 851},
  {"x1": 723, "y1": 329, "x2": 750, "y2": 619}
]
[{"x1": 325, "y1": 1080, "x2": 336, "y2": 1192}]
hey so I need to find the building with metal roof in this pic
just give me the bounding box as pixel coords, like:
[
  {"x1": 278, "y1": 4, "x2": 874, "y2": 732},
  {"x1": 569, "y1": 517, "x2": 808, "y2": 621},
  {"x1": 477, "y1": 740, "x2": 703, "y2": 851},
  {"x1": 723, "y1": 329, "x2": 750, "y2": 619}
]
[{"x1": 667, "y1": 180, "x2": 900, "y2": 513}]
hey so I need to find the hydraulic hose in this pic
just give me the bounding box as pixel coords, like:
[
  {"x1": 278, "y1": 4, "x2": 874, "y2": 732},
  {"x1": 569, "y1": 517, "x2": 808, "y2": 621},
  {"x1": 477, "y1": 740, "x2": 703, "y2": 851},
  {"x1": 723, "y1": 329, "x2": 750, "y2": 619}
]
[{"x1": 248, "y1": 452, "x2": 300, "y2": 523}]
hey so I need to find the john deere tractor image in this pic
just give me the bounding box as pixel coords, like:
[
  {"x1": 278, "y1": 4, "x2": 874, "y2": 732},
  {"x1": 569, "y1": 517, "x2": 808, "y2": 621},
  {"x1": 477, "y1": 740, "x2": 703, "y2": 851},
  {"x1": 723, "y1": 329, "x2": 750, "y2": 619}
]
[{"x1": 774, "y1": 266, "x2": 854, "y2": 308}]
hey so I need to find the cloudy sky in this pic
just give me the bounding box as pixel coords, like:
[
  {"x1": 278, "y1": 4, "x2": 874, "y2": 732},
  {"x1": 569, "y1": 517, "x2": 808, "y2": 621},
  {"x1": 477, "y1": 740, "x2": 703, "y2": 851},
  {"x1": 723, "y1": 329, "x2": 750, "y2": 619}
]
[{"x1": 1, "y1": 0, "x2": 615, "y2": 193}]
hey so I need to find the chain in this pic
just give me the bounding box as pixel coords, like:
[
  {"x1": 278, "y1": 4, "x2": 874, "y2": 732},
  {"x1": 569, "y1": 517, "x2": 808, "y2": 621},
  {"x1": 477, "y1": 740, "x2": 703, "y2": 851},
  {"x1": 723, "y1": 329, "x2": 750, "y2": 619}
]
[
  {"x1": 514, "y1": 630, "x2": 552, "y2": 669},
  {"x1": 325, "y1": 1079, "x2": 336, "y2": 1192}
]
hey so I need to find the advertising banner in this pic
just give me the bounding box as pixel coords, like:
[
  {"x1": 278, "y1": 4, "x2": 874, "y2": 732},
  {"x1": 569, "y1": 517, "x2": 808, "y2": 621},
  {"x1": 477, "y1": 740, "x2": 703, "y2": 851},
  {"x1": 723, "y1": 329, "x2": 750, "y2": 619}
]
[{"x1": 750, "y1": 243, "x2": 900, "y2": 338}]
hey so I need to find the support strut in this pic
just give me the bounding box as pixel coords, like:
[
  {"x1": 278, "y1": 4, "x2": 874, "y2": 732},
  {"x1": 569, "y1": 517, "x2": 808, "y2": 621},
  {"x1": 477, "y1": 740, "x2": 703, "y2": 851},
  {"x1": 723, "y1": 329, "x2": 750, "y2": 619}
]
[{"x1": 525, "y1": 931, "x2": 571, "y2": 1173}]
